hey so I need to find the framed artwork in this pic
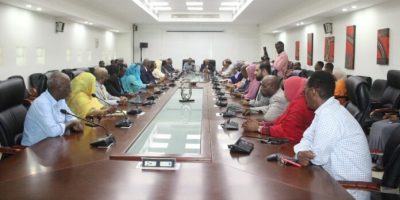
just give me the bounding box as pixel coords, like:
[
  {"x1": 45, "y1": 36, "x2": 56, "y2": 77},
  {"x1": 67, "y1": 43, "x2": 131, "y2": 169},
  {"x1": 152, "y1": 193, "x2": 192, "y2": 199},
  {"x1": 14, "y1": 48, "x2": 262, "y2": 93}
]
[
  {"x1": 295, "y1": 41, "x2": 300, "y2": 61},
  {"x1": 307, "y1": 33, "x2": 313, "y2": 66},
  {"x1": 377, "y1": 28, "x2": 390, "y2": 65},
  {"x1": 324, "y1": 36, "x2": 335, "y2": 63},
  {"x1": 345, "y1": 25, "x2": 356, "y2": 70}
]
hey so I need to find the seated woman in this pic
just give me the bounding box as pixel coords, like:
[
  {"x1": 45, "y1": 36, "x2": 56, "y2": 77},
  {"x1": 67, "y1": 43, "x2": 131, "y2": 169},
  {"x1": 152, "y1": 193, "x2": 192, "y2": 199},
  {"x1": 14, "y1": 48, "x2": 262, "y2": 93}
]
[
  {"x1": 333, "y1": 69, "x2": 348, "y2": 106},
  {"x1": 242, "y1": 76, "x2": 314, "y2": 143},
  {"x1": 121, "y1": 63, "x2": 148, "y2": 93},
  {"x1": 243, "y1": 64, "x2": 260, "y2": 100},
  {"x1": 68, "y1": 72, "x2": 116, "y2": 119},
  {"x1": 152, "y1": 60, "x2": 166, "y2": 81}
]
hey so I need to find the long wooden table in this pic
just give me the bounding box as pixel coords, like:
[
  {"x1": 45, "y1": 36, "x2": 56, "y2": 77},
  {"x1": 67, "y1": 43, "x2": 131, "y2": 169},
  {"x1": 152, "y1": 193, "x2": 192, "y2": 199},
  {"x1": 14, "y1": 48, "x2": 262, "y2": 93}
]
[{"x1": 0, "y1": 82, "x2": 353, "y2": 200}]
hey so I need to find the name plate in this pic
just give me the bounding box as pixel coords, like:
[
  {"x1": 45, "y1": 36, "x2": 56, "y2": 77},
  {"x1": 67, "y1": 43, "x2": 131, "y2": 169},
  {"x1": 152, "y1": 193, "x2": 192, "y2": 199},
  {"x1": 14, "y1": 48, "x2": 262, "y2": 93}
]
[{"x1": 137, "y1": 157, "x2": 180, "y2": 170}]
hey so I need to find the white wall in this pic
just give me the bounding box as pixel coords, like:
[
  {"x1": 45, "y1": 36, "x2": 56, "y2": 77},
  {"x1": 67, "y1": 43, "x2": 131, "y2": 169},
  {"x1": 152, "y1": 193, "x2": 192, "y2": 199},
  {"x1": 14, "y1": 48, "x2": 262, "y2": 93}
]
[
  {"x1": 260, "y1": 0, "x2": 400, "y2": 80},
  {"x1": 130, "y1": 24, "x2": 260, "y2": 70},
  {"x1": 0, "y1": 3, "x2": 119, "y2": 81}
]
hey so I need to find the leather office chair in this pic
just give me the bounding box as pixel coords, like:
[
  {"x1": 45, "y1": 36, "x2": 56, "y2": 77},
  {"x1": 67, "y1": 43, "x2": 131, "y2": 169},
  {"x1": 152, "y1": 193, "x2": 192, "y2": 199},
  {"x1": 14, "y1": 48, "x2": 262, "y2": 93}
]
[
  {"x1": 339, "y1": 126, "x2": 400, "y2": 195},
  {"x1": 345, "y1": 76, "x2": 371, "y2": 128},
  {"x1": 370, "y1": 70, "x2": 400, "y2": 121},
  {"x1": 62, "y1": 69, "x2": 75, "y2": 80},
  {"x1": 370, "y1": 79, "x2": 387, "y2": 103},
  {"x1": 347, "y1": 75, "x2": 373, "y2": 91},
  {"x1": 0, "y1": 78, "x2": 28, "y2": 158},
  {"x1": 29, "y1": 73, "x2": 48, "y2": 97}
]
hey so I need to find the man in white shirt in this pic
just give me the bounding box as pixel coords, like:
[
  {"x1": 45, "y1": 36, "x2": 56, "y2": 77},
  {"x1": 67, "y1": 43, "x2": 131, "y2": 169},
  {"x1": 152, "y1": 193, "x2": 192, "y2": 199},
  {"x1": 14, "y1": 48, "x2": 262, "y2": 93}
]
[
  {"x1": 243, "y1": 75, "x2": 287, "y2": 122},
  {"x1": 94, "y1": 67, "x2": 128, "y2": 106},
  {"x1": 294, "y1": 71, "x2": 371, "y2": 200},
  {"x1": 22, "y1": 72, "x2": 83, "y2": 146}
]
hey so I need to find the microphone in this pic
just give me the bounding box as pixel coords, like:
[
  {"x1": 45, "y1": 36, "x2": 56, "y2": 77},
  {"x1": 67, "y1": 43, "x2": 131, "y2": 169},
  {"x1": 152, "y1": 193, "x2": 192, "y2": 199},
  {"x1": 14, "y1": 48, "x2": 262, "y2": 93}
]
[
  {"x1": 127, "y1": 94, "x2": 142, "y2": 115},
  {"x1": 91, "y1": 93, "x2": 132, "y2": 128},
  {"x1": 221, "y1": 106, "x2": 236, "y2": 118},
  {"x1": 60, "y1": 109, "x2": 115, "y2": 148}
]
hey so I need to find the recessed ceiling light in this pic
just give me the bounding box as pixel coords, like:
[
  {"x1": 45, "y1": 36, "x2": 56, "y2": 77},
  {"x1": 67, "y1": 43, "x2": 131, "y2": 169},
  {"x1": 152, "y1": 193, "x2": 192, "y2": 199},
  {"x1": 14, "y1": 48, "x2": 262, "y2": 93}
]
[
  {"x1": 221, "y1": 2, "x2": 240, "y2": 6},
  {"x1": 300, "y1": 22, "x2": 304, "y2": 25},
  {"x1": 351, "y1": 5, "x2": 357, "y2": 9},
  {"x1": 296, "y1": 23, "x2": 299, "y2": 26},
  {"x1": 149, "y1": 2, "x2": 169, "y2": 6},
  {"x1": 187, "y1": 7, "x2": 203, "y2": 11},
  {"x1": 88, "y1": 22, "x2": 93, "y2": 25},
  {"x1": 36, "y1": 7, "x2": 42, "y2": 11},
  {"x1": 154, "y1": 6, "x2": 172, "y2": 11},
  {"x1": 186, "y1": 2, "x2": 203, "y2": 6},
  {"x1": 272, "y1": 30, "x2": 280, "y2": 33},
  {"x1": 219, "y1": 7, "x2": 236, "y2": 11},
  {"x1": 84, "y1": 21, "x2": 89, "y2": 24},
  {"x1": 342, "y1": 8, "x2": 348, "y2": 12},
  {"x1": 26, "y1": 4, "x2": 32, "y2": 8}
]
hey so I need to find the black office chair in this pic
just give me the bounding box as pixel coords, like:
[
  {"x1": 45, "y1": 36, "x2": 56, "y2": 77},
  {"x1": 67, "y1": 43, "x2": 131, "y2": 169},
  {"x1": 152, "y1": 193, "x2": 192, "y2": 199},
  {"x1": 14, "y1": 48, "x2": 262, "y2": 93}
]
[
  {"x1": 370, "y1": 79, "x2": 387, "y2": 103},
  {"x1": 347, "y1": 75, "x2": 373, "y2": 91},
  {"x1": 29, "y1": 73, "x2": 48, "y2": 97},
  {"x1": 370, "y1": 70, "x2": 400, "y2": 121},
  {"x1": 8, "y1": 75, "x2": 29, "y2": 99},
  {"x1": 339, "y1": 126, "x2": 400, "y2": 195},
  {"x1": 345, "y1": 76, "x2": 371, "y2": 129},
  {"x1": 0, "y1": 78, "x2": 28, "y2": 157},
  {"x1": 62, "y1": 69, "x2": 75, "y2": 80}
]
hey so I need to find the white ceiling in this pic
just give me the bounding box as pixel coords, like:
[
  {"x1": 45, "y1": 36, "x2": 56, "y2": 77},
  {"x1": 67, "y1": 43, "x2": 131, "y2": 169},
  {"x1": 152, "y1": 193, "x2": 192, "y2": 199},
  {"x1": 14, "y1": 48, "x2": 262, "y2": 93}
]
[{"x1": 0, "y1": 0, "x2": 391, "y2": 33}]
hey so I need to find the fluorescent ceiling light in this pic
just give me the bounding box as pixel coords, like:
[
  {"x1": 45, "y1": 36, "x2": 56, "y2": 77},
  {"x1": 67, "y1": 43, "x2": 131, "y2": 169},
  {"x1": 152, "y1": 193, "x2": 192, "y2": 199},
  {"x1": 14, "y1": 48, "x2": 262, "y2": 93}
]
[
  {"x1": 351, "y1": 5, "x2": 357, "y2": 9},
  {"x1": 36, "y1": 7, "x2": 42, "y2": 11},
  {"x1": 221, "y1": 2, "x2": 240, "y2": 6},
  {"x1": 342, "y1": 8, "x2": 348, "y2": 12},
  {"x1": 149, "y1": 2, "x2": 169, "y2": 6},
  {"x1": 186, "y1": 2, "x2": 203, "y2": 6},
  {"x1": 187, "y1": 7, "x2": 203, "y2": 11},
  {"x1": 26, "y1": 4, "x2": 32, "y2": 8},
  {"x1": 154, "y1": 6, "x2": 172, "y2": 11},
  {"x1": 219, "y1": 7, "x2": 236, "y2": 11}
]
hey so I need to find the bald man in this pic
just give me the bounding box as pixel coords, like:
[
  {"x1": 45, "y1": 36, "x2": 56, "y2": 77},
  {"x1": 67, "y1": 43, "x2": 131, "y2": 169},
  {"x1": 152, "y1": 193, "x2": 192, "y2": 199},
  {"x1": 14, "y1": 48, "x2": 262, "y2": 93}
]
[
  {"x1": 243, "y1": 75, "x2": 288, "y2": 122},
  {"x1": 94, "y1": 67, "x2": 128, "y2": 106},
  {"x1": 22, "y1": 72, "x2": 83, "y2": 146}
]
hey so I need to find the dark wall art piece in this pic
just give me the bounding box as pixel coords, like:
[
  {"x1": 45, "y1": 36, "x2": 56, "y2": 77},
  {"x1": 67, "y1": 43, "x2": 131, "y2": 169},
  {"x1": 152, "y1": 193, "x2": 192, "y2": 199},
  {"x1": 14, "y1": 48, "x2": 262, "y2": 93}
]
[
  {"x1": 324, "y1": 36, "x2": 335, "y2": 63},
  {"x1": 295, "y1": 41, "x2": 300, "y2": 61},
  {"x1": 307, "y1": 33, "x2": 313, "y2": 66},
  {"x1": 377, "y1": 28, "x2": 390, "y2": 65},
  {"x1": 345, "y1": 25, "x2": 356, "y2": 70}
]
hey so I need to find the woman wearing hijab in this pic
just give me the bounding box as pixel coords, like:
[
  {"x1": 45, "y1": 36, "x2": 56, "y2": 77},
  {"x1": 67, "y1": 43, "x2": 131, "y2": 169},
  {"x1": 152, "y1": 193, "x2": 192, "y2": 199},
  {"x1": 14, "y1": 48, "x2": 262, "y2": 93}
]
[
  {"x1": 242, "y1": 76, "x2": 314, "y2": 143},
  {"x1": 152, "y1": 60, "x2": 166, "y2": 80},
  {"x1": 121, "y1": 63, "x2": 148, "y2": 93},
  {"x1": 68, "y1": 72, "x2": 116, "y2": 119},
  {"x1": 243, "y1": 64, "x2": 260, "y2": 100}
]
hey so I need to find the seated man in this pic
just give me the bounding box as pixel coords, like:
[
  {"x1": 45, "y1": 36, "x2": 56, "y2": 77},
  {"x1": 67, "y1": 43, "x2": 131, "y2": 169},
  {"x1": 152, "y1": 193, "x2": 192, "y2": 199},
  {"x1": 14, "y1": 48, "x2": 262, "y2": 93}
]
[
  {"x1": 323, "y1": 62, "x2": 334, "y2": 74},
  {"x1": 94, "y1": 67, "x2": 128, "y2": 106},
  {"x1": 200, "y1": 59, "x2": 216, "y2": 74},
  {"x1": 22, "y1": 72, "x2": 83, "y2": 146},
  {"x1": 166, "y1": 58, "x2": 178, "y2": 73},
  {"x1": 183, "y1": 57, "x2": 196, "y2": 73},
  {"x1": 314, "y1": 61, "x2": 324, "y2": 71},
  {"x1": 104, "y1": 64, "x2": 132, "y2": 98},
  {"x1": 294, "y1": 71, "x2": 371, "y2": 200},
  {"x1": 241, "y1": 61, "x2": 271, "y2": 107},
  {"x1": 140, "y1": 59, "x2": 156, "y2": 84},
  {"x1": 220, "y1": 59, "x2": 233, "y2": 77},
  {"x1": 243, "y1": 75, "x2": 288, "y2": 122}
]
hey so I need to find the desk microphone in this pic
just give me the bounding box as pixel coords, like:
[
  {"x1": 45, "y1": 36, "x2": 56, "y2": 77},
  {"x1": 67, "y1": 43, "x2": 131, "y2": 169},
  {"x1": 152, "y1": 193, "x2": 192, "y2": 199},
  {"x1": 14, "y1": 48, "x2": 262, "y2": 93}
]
[
  {"x1": 91, "y1": 93, "x2": 132, "y2": 128},
  {"x1": 60, "y1": 109, "x2": 115, "y2": 148}
]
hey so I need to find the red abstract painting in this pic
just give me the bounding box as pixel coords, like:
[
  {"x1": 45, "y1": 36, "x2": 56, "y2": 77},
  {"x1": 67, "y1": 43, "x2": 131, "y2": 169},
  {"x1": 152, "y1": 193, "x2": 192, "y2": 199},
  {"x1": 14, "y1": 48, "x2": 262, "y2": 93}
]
[
  {"x1": 377, "y1": 28, "x2": 390, "y2": 65},
  {"x1": 295, "y1": 41, "x2": 300, "y2": 61},
  {"x1": 345, "y1": 25, "x2": 356, "y2": 70},
  {"x1": 324, "y1": 36, "x2": 335, "y2": 63},
  {"x1": 307, "y1": 33, "x2": 313, "y2": 66}
]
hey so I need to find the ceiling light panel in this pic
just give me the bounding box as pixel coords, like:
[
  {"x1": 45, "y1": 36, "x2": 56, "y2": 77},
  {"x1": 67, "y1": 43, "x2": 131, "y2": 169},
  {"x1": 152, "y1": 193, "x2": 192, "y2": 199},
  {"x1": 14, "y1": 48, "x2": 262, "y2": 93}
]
[
  {"x1": 187, "y1": 7, "x2": 203, "y2": 11},
  {"x1": 186, "y1": 2, "x2": 203, "y2": 6}
]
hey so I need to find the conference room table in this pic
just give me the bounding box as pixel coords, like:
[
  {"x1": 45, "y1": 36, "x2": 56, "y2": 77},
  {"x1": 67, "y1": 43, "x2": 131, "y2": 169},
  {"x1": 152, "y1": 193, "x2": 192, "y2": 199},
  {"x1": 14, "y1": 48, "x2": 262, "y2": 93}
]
[{"x1": 0, "y1": 77, "x2": 354, "y2": 200}]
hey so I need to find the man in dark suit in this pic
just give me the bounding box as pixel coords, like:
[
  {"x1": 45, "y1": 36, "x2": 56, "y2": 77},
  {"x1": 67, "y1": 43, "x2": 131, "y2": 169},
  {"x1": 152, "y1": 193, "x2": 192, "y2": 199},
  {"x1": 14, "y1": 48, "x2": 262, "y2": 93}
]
[
  {"x1": 140, "y1": 59, "x2": 156, "y2": 84},
  {"x1": 200, "y1": 59, "x2": 215, "y2": 74}
]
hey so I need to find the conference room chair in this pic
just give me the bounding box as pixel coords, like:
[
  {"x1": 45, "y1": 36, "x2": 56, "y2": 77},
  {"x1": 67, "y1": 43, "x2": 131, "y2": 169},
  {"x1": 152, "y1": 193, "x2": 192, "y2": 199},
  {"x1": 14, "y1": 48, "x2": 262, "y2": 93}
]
[
  {"x1": 209, "y1": 59, "x2": 216, "y2": 68},
  {"x1": 345, "y1": 76, "x2": 371, "y2": 129},
  {"x1": 370, "y1": 70, "x2": 400, "y2": 121},
  {"x1": 28, "y1": 73, "x2": 48, "y2": 98},
  {"x1": 370, "y1": 79, "x2": 388, "y2": 103},
  {"x1": 61, "y1": 69, "x2": 76, "y2": 80},
  {"x1": 0, "y1": 78, "x2": 28, "y2": 158},
  {"x1": 339, "y1": 126, "x2": 400, "y2": 197}
]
